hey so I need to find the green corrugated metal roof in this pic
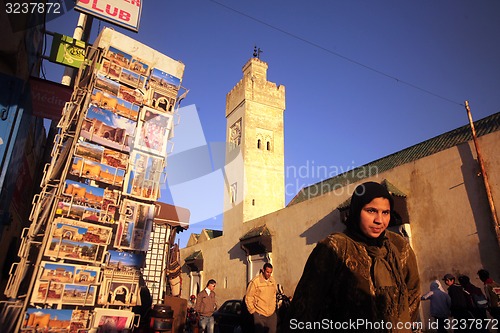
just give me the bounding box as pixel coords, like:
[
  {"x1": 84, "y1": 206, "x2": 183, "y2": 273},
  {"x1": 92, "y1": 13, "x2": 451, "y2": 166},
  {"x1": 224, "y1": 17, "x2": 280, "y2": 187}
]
[
  {"x1": 240, "y1": 225, "x2": 271, "y2": 241},
  {"x1": 289, "y1": 112, "x2": 500, "y2": 206},
  {"x1": 185, "y1": 250, "x2": 203, "y2": 261},
  {"x1": 205, "y1": 229, "x2": 223, "y2": 239},
  {"x1": 382, "y1": 179, "x2": 407, "y2": 197}
]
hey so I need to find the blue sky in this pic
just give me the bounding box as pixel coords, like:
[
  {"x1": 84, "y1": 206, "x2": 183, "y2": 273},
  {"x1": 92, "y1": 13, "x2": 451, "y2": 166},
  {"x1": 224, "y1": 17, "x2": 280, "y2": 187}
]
[{"x1": 44, "y1": 1, "x2": 500, "y2": 247}]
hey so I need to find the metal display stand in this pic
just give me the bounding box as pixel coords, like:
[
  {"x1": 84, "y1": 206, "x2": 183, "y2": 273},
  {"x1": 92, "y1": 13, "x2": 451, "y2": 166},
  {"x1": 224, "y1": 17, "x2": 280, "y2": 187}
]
[{"x1": 1, "y1": 28, "x2": 187, "y2": 333}]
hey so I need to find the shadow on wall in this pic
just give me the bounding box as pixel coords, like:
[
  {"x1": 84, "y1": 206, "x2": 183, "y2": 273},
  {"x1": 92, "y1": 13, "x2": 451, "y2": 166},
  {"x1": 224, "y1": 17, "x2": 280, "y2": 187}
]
[
  {"x1": 457, "y1": 142, "x2": 500, "y2": 271},
  {"x1": 300, "y1": 209, "x2": 345, "y2": 246},
  {"x1": 228, "y1": 240, "x2": 248, "y2": 261}
]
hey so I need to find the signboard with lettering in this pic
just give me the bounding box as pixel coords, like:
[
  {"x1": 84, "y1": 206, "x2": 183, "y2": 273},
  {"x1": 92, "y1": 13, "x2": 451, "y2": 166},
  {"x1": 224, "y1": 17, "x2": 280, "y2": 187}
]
[
  {"x1": 75, "y1": 0, "x2": 142, "y2": 32},
  {"x1": 49, "y1": 33, "x2": 87, "y2": 69},
  {"x1": 29, "y1": 77, "x2": 72, "y2": 121}
]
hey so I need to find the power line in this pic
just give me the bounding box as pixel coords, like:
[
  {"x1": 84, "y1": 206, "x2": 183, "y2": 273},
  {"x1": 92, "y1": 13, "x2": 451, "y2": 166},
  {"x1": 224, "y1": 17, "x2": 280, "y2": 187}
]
[{"x1": 208, "y1": 0, "x2": 464, "y2": 107}]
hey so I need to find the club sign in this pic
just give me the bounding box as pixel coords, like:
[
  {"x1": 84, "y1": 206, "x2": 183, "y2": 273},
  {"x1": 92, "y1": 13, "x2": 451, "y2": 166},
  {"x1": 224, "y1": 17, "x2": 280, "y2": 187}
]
[{"x1": 75, "y1": 0, "x2": 142, "y2": 32}]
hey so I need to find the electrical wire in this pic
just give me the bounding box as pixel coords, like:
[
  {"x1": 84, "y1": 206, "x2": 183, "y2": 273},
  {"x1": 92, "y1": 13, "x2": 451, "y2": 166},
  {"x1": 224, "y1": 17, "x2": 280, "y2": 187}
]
[{"x1": 208, "y1": 0, "x2": 464, "y2": 107}]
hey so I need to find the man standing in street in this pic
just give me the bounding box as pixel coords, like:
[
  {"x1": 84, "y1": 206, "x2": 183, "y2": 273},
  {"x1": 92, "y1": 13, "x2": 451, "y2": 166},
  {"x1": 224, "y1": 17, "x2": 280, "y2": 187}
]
[
  {"x1": 443, "y1": 273, "x2": 473, "y2": 331},
  {"x1": 245, "y1": 263, "x2": 277, "y2": 333},
  {"x1": 477, "y1": 269, "x2": 500, "y2": 321},
  {"x1": 195, "y1": 279, "x2": 217, "y2": 333}
]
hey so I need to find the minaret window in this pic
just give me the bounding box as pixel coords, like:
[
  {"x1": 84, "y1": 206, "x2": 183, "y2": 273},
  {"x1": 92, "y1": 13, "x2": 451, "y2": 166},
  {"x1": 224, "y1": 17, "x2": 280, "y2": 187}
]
[
  {"x1": 256, "y1": 130, "x2": 273, "y2": 152},
  {"x1": 230, "y1": 183, "x2": 237, "y2": 203}
]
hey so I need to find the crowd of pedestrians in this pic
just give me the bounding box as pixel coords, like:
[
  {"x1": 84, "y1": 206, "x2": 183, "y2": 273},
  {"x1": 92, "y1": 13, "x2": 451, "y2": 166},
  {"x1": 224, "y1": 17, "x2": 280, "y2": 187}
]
[{"x1": 421, "y1": 270, "x2": 500, "y2": 332}]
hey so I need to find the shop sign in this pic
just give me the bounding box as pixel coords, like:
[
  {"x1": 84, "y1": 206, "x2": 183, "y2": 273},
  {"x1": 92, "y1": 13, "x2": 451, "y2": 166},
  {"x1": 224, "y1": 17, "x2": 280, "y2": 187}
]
[
  {"x1": 49, "y1": 33, "x2": 87, "y2": 69},
  {"x1": 75, "y1": 0, "x2": 142, "y2": 32}
]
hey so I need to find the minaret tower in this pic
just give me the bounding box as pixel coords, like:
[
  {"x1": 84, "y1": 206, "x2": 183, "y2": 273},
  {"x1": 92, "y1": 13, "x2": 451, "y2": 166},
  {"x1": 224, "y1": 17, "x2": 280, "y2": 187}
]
[{"x1": 223, "y1": 50, "x2": 286, "y2": 233}]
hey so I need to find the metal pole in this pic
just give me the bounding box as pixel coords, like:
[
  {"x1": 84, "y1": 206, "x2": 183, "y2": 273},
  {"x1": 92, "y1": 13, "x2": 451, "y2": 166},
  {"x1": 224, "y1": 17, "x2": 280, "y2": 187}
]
[
  {"x1": 464, "y1": 100, "x2": 500, "y2": 244},
  {"x1": 62, "y1": 13, "x2": 93, "y2": 86}
]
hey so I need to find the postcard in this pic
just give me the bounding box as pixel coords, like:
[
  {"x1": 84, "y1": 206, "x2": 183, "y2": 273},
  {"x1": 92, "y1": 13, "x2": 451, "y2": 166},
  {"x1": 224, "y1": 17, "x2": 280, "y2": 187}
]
[
  {"x1": 134, "y1": 106, "x2": 173, "y2": 156},
  {"x1": 92, "y1": 308, "x2": 134, "y2": 333},
  {"x1": 61, "y1": 284, "x2": 96, "y2": 306},
  {"x1": 118, "y1": 84, "x2": 144, "y2": 105},
  {"x1": 74, "y1": 266, "x2": 100, "y2": 285},
  {"x1": 34, "y1": 261, "x2": 100, "y2": 305},
  {"x1": 44, "y1": 217, "x2": 110, "y2": 263},
  {"x1": 100, "y1": 189, "x2": 120, "y2": 224},
  {"x1": 95, "y1": 73, "x2": 120, "y2": 96},
  {"x1": 75, "y1": 140, "x2": 129, "y2": 170},
  {"x1": 120, "y1": 199, "x2": 155, "y2": 229},
  {"x1": 98, "y1": 251, "x2": 143, "y2": 305},
  {"x1": 147, "y1": 89, "x2": 175, "y2": 113},
  {"x1": 70, "y1": 156, "x2": 125, "y2": 187},
  {"x1": 106, "y1": 46, "x2": 132, "y2": 68},
  {"x1": 60, "y1": 179, "x2": 105, "y2": 211},
  {"x1": 75, "y1": 139, "x2": 105, "y2": 164},
  {"x1": 106, "y1": 250, "x2": 145, "y2": 270},
  {"x1": 71, "y1": 309, "x2": 91, "y2": 333},
  {"x1": 31, "y1": 281, "x2": 63, "y2": 303},
  {"x1": 115, "y1": 220, "x2": 152, "y2": 251},
  {"x1": 114, "y1": 200, "x2": 154, "y2": 251},
  {"x1": 91, "y1": 88, "x2": 140, "y2": 121},
  {"x1": 120, "y1": 67, "x2": 146, "y2": 89},
  {"x1": 56, "y1": 180, "x2": 119, "y2": 224},
  {"x1": 55, "y1": 200, "x2": 100, "y2": 222},
  {"x1": 148, "y1": 68, "x2": 181, "y2": 98},
  {"x1": 45, "y1": 238, "x2": 107, "y2": 264},
  {"x1": 49, "y1": 217, "x2": 112, "y2": 245},
  {"x1": 99, "y1": 59, "x2": 121, "y2": 80},
  {"x1": 123, "y1": 151, "x2": 164, "y2": 201},
  {"x1": 129, "y1": 58, "x2": 149, "y2": 76},
  {"x1": 81, "y1": 105, "x2": 136, "y2": 152},
  {"x1": 24, "y1": 308, "x2": 90, "y2": 333},
  {"x1": 102, "y1": 147, "x2": 129, "y2": 170},
  {"x1": 38, "y1": 261, "x2": 76, "y2": 283},
  {"x1": 97, "y1": 279, "x2": 139, "y2": 306}
]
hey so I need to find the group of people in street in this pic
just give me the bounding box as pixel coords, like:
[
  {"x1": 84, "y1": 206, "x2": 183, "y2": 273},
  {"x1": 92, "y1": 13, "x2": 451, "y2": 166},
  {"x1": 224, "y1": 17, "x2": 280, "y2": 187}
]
[
  {"x1": 185, "y1": 181, "x2": 500, "y2": 333},
  {"x1": 422, "y1": 271, "x2": 500, "y2": 332},
  {"x1": 187, "y1": 264, "x2": 280, "y2": 333}
]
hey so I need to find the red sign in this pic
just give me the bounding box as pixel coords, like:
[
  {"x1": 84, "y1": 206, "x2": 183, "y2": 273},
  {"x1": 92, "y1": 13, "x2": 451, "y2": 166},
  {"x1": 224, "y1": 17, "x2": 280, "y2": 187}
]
[{"x1": 29, "y1": 77, "x2": 72, "y2": 120}]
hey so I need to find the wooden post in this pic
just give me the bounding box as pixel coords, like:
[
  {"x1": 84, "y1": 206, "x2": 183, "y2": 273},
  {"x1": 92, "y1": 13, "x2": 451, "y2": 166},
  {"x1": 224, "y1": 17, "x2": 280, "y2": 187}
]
[{"x1": 464, "y1": 101, "x2": 500, "y2": 244}]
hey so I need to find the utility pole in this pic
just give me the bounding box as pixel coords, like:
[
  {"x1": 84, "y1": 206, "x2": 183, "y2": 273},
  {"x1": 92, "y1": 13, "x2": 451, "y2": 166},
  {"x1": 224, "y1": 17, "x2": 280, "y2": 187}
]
[
  {"x1": 61, "y1": 13, "x2": 93, "y2": 86},
  {"x1": 464, "y1": 100, "x2": 500, "y2": 245}
]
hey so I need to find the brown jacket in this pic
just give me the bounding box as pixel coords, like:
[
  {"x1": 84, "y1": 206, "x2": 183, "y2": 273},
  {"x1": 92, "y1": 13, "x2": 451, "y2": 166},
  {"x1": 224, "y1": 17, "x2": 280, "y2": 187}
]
[
  {"x1": 195, "y1": 289, "x2": 217, "y2": 316},
  {"x1": 245, "y1": 272, "x2": 277, "y2": 317}
]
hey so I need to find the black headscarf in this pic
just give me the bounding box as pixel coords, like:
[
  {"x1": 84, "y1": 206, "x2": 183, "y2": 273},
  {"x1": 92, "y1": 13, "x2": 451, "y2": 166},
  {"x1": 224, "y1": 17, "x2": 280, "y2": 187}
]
[
  {"x1": 345, "y1": 181, "x2": 394, "y2": 246},
  {"x1": 345, "y1": 182, "x2": 407, "y2": 314}
]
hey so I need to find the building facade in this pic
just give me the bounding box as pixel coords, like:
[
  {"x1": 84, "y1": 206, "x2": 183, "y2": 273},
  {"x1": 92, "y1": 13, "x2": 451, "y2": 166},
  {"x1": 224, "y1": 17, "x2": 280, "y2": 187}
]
[
  {"x1": 0, "y1": 1, "x2": 47, "y2": 297},
  {"x1": 179, "y1": 57, "x2": 500, "y2": 329}
]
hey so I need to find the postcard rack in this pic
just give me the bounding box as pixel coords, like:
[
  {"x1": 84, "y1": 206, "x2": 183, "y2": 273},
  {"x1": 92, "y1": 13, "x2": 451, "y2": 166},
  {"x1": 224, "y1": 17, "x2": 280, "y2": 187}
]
[{"x1": 3, "y1": 28, "x2": 187, "y2": 333}]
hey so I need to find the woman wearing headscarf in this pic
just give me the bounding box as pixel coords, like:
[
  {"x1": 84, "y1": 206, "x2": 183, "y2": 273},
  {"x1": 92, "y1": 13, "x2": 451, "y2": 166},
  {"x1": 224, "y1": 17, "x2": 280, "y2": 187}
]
[{"x1": 287, "y1": 182, "x2": 420, "y2": 332}]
